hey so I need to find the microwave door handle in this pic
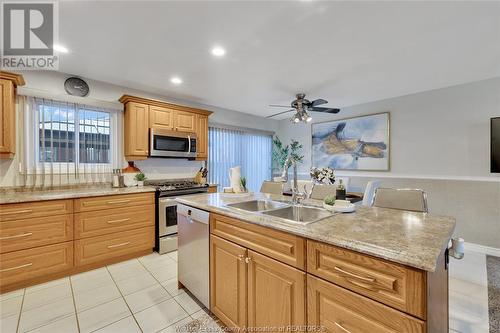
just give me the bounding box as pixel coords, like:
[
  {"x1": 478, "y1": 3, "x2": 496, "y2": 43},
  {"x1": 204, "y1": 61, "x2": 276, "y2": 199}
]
[{"x1": 187, "y1": 135, "x2": 191, "y2": 153}]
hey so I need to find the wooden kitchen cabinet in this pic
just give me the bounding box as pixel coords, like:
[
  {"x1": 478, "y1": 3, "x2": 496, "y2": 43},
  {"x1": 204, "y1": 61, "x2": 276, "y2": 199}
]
[
  {"x1": 210, "y1": 235, "x2": 248, "y2": 328},
  {"x1": 196, "y1": 114, "x2": 208, "y2": 160},
  {"x1": 0, "y1": 71, "x2": 25, "y2": 159},
  {"x1": 247, "y1": 250, "x2": 306, "y2": 332},
  {"x1": 123, "y1": 101, "x2": 149, "y2": 160},
  {"x1": 149, "y1": 105, "x2": 174, "y2": 130},
  {"x1": 174, "y1": 110, "x2": 196, "y2": 132}
]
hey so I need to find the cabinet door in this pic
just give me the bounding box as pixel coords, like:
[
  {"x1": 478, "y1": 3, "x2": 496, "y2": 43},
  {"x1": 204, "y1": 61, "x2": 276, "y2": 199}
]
[
  {"x1": 196, "y1": 114, "x2": 208, "y2": 160},
  {"x1": 149, "y1": 105, "x2": 174, "y2": 130},
  {"x1": 174, "y1": 110, "x2": 196, "y2": 132},
  {"x1": 247, "y1": 250, "x2": 306, "y2": 333},
  {"x1": 307, "y1": 275, "x2": 424, "y2": 333},
  {"x1": 210, "y1": 235, "x2": 247, "y2": 329},
  {"x1": 124, "y1": 102, "x2": 149, "y2": 159},
  {"x1": 0, "y1": 79, "x2": 15, "y2": 158}
]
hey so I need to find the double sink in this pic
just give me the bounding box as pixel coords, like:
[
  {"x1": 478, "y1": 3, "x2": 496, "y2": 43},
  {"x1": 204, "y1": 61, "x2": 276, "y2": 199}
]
[{"x1": 226, "y1": 200, "x2": 333, "y2": 224}]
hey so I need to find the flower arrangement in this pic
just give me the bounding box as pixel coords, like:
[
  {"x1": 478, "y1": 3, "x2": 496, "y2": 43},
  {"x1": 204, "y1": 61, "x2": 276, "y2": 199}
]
[{"x1": 310, "y1": 167, "x2": 335, "y2": 185}]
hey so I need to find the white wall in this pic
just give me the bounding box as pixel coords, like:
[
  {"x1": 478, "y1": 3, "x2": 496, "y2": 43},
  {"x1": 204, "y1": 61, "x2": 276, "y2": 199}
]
[
  {"x1": 276, "y1": 78, "x2": 500, "y2": 248},
  {"x1": 0, "y1": 71, "x2": 279, "y2": 185}
]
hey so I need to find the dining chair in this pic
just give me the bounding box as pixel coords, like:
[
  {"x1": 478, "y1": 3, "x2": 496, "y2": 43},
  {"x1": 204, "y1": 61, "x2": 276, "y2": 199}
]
[
  {"x1": 362, "y1": 180, "x2": 381, "y2": 206},
  {"x1": 260, "y1": 181, "x2": 285, "y2": 195},
  {"x1": 372, "y1": 188, "x2": 428, "y2": 213},
  {"x1": 310, "y1": 184, "x2": 337, "y2": 200}
]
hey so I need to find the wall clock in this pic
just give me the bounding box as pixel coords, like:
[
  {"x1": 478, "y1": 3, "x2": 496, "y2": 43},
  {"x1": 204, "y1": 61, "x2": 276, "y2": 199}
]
[{"x1": 64, "y1": 77, "x2": 90, "y2": 97}]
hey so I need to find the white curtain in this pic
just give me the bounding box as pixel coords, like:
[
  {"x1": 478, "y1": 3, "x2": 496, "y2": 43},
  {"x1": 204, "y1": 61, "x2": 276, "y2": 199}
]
[
  {"x1": 18, "y1": 95, "x2": 123, "y2": 188},
  {"x1": 208, "y1": 126, "x2": 272, "y2": 192}
]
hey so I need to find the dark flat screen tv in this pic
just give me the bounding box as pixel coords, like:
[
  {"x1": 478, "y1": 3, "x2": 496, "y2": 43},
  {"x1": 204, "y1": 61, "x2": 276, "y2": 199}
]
[{"x1": 492, "y1": 117, "x2": 500, "y2": 173}]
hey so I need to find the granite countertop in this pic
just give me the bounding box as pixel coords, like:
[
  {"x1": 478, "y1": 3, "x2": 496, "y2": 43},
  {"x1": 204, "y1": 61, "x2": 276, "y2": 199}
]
[
  {"x1": 176, "y1": 192, "x2": 456, "y2": 272},
  {"x1": 0, "y1": 185, "x2": 156, "y2": 204}
]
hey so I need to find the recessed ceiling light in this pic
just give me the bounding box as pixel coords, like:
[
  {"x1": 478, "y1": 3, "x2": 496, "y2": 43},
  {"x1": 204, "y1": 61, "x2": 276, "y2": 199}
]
[
  {"x1": 170, "y1": 77, "x2": 183, "y2": 85},
  {"x1": 53, "y1": 44, "x2": 69, "y2": 53},
  {"x1": 211, "y1": 46, "x2": 226, "y2": 57}
]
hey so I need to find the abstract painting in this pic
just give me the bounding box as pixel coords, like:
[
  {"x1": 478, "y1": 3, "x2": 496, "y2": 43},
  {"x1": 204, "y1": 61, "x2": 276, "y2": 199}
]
[{"x1": 312, "y1": 112, "x2": 390, "y2": 171}]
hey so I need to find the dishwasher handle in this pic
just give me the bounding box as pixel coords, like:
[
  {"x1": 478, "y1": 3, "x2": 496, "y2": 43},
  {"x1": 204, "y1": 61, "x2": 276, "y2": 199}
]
[{"x1": 177, "y1": 204, "x2": 209, "y2": 224}]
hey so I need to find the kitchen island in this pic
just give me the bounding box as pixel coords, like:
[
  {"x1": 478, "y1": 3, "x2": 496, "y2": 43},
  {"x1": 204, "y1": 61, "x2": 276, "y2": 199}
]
[{"x1": 177, "y1": 192, "x2": 456, "y2": 333}]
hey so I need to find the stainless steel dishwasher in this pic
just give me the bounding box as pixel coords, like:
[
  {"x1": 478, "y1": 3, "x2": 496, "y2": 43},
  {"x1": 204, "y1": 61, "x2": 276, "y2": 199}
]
[{"x1": 177, "y1": 204, "x2": 210, "y2": 308}]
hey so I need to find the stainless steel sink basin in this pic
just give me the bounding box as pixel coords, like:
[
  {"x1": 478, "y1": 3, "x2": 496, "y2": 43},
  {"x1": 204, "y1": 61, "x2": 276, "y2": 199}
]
[
  {"x1": 261, "y1": 205, "x2": 333, "y2": 224},
  {"x1": 226, "y1": 200, "x2": 289, "y2": 212}
]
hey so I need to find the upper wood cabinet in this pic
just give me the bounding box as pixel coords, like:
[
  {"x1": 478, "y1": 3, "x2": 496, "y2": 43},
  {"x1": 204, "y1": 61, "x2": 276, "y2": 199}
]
[
  {"x1": 196, "y1": 114, "x2": 208, "y2": 160},
  {"x1": 123, "y1": 102, "x2": 149, "y2": 160},
  {"x1": 149, "y1": 105, "x2": 174, "y2": 130},
  {"x1": 0, "y1": 71, "x2": 25, "y2": 159},
  {"x1": 119, "y1": 95, "x2": 212, "y2": 161}
]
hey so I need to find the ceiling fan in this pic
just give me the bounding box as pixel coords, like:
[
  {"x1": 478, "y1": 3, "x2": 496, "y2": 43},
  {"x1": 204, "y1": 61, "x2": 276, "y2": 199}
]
[{"x1": 267, "y1": 93, "x2": 340, "y2": 123}]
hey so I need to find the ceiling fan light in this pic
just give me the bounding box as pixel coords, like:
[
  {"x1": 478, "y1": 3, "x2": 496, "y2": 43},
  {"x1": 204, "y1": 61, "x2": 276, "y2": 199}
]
[{"x1": 306, "y1": 115, "x2": 312, "y2": 122}]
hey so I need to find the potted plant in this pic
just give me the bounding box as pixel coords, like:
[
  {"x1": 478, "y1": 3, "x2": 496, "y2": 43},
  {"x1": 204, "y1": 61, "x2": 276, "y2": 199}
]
[
  {"x1": 134, "y1": 172, "x2": 147, "y2": 187},
  {"x1": 240, "y1": 177, "x2": 247, "y2": 193},
  {"x1": 323, "y1": 194, "x2": 336, "y2": 211}
]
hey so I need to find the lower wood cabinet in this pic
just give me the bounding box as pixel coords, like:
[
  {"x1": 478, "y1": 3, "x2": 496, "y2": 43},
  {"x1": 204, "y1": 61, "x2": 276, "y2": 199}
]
[
  {"x1": 0, "y1": 242, "x2": 73, "y2": 291},
  {"x1": 307, "y1": 274, "x2": 425, "y2": 333},
  {"x1": 210, "y1": 234, "x2": 306, "y2": 332}
]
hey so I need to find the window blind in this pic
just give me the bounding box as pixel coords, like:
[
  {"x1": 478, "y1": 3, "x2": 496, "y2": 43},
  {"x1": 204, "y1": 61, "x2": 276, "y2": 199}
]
[{"x1": 208, "y1": 126, "x2": 272, "y2": 192}]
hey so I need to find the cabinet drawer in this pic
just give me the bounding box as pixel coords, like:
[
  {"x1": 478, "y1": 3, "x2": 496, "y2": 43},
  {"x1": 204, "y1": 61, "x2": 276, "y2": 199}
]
[
  {"x1": 0, "y1": 242, "x2": 73, "y2": 290},
  {"x1": 307, "y1": 240, "x2": 425, "y2": 319},
  {"x1": 0, "y1": 200, "x2": 73, "y2": 222},
  {"x1": 74, "y1": 227, "x2": 154, "y2": 267},
  {"x1": 74, "y1": 193, "x2": 154, "y2": 212},
  {"x1": 210, "y1": 213, "x2": 306, "y2": 269},
  {"x1": 75, "y1": 205, "x2": 154, "y2": 239},
  {"x1": 307, "y1": 275, "x2": 424, "y2": 333},
  {"x1": 0, "y1": 215, "x2": 73, "y2": 253}
]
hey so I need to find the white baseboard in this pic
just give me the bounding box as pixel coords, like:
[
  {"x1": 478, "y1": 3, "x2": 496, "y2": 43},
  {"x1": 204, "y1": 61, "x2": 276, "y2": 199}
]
[{"x1": 465, "y1": 242, "x2": 500, "y2": 257}]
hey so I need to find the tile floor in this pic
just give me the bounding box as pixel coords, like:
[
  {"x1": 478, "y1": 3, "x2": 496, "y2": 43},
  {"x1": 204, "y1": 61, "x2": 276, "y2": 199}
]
[
  {"x1": 0, "y1": 251, "x2": 222, "y2": 333},
  {"x1": 0, "y1": 249, "x2": 493, "y2": 333}
]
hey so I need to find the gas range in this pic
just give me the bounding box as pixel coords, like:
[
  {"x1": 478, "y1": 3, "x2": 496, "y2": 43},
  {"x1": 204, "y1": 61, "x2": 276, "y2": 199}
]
[{"x1": 145, "y1": 179, "x2": 209, "y2": 197}]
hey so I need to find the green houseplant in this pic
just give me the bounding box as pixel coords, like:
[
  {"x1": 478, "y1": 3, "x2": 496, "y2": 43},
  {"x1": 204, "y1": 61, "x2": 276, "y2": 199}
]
[
  {"x1": 134, "y1": 172, "x2": 147, "y2": 186},
  {"x1": 272, "y1": 136, "x2": 304, "y2": 174}
]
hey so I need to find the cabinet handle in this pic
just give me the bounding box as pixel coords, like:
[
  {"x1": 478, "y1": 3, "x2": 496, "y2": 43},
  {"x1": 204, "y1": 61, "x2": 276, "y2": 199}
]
[
  {"x1": 334, "y1": 322, "x2": 352, "y2": 333},
  {"x1": 334, "y1": 266, "x2": 376, "y2": 283},
  {"x1": 0, "y1": 262, "x2": 33, "y2": 273},
  {"x1": 0, "y1": 232, "x2": 33, "y2": 240},
  {"x1": 107, "y1": 242, "x2": 131, "y2": 249},
  {"x1": 106, "y1": 200, "x2": 131, "y2": 205},
  {"x1": 245, "y1": 257, "x2": 252, "y2": 264},
  {"x1": 107, "y1": 218, "x2": 130, "y2": 224},
  {"x1": 0, "y1": 209, "x2": 33, "y2": 216},
  {"x1": 237, "y1": 254, "x2": 245, "y2": 261}
]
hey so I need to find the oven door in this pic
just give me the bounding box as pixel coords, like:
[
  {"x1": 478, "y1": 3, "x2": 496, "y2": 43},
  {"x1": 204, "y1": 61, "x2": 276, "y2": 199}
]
[
  {"x1": 150, "y1": 128, "x2": 197, "y2": 158},
  {"x1": 158, "y1": 198, "x2": 178, "y2": 236}
]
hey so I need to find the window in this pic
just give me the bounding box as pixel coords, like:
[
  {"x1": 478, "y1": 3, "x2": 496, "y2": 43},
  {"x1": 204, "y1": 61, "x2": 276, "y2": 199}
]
[
  {"x1": 38, "y1": 104, "x2": 111, "y2": 164},
  {"x1": 20, "y1": 96, "x2": 122, "y2": 176},
  {"x1": 208, "y1": 126, "x2": 273, "y2": 192}
]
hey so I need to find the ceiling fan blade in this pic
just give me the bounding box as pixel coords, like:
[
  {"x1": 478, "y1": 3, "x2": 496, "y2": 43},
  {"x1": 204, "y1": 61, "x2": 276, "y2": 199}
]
[
  {"x1": 269, "y1": 104, "x2": 292, "y2": 108},
  {"x1": 266, "y1": 109, "x2": 295, "y2": 118},
  {"x1": 309, "y1": 107, "x2": 340, "y2": 114},
  {"x1": 311, "y1": 99, "x2": 328, "y2": 107}
]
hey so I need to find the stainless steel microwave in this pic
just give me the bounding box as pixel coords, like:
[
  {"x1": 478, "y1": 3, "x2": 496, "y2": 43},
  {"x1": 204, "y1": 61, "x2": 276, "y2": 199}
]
[{"x1": 150, "y1": 128, "x2": 197, "y2": 158}]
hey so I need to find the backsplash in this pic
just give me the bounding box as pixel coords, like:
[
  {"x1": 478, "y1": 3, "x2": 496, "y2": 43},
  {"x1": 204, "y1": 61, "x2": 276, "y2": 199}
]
[{"x1": 134, "y1": 158, "x2": 204, "y2": 180}]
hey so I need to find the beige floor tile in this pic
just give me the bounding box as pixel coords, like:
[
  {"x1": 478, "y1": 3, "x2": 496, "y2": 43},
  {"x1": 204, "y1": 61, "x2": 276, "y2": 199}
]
[
  {"x1": 107, "y1": 259, "x2": 148, "y2": 281},
  {"x1": 26, "y1": 315, "x2": 78, "y2": 333},
  {"x1": 167, "y1": 251, "x2": 178, "y2": 262},
  {"x1": 0, "y1": 289, "x2": 24, "y2": 301},
  {"x1": 174, "y1": 293, "x2": 203, "y2": 315},
  {"x1": 114, "y1": 272, "x2": 158, "y2": 295},
  {"x1": 134, "y1": 298, "x2": 189, "y2": 333},
  {"x1": 0, "y1": 314, "x2": 19, "y2": 333},
  {"x1": 140, "y1": 254, "x2": 176, "y2": 271},
  {"x1": 25, "y1": 278, "x2": 69, "y2": 294},
  {"x1": 93, "y1": 315, "x2": 141, "y2": 333},
  {"x1": 148, "y1": 264, "x2": 177, "y2": 282},
  {"x1": 18, "y1": 296, "x2": 74, "y2": 332},
  {"x1": 124, "y1": 284, "x2": 171, "y2": 313},
  {"x1": 157, "y1": 317, "x2": 193, "y2": 333},
  {"x1": 77, "y1": 298, "x2": 131, "y2": 333},
  {"x1": 74, "y1": 283, "x2": 122, "y2": 312},
  {"x1": 22, "y1": 282, "x2": 72, "y2": 311},
  {"x1": 71, "y1": 268, "x2": 114, "y2": 293},
  {"x1": 161, "y1": 278, "x2": 186, "y2": 297},
  {"x1": 1, "y1": 295, "x2": 23, "y2": 319}
]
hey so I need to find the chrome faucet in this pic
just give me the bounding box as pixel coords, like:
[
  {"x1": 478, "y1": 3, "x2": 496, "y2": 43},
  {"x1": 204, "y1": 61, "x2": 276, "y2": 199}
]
[{"x1": 281, "y1": 156, "x2": 306, "y2": 205}]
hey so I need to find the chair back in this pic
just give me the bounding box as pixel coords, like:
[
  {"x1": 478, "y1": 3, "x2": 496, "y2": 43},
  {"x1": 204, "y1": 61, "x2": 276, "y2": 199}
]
[
  {"x1": 296, "y1": 180, "x2": 314, "y2": 194},
  {"x1": 362, "y1": 180, "x2": 381, "y2": 206},
  {"x1": 260, "y1": 181, "x2": 284, "y2": 195},
  {"x1": 310, "y1": 184, "x2": 336, "y2": 200},
  {"x1": 372, "y1": 188, "x2": 428, "y2": 213}
]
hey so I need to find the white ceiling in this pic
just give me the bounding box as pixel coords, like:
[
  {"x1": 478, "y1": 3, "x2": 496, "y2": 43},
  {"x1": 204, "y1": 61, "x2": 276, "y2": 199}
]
[{"x1": 57, "y1": 1, "x2": 500, "y2": 118}]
